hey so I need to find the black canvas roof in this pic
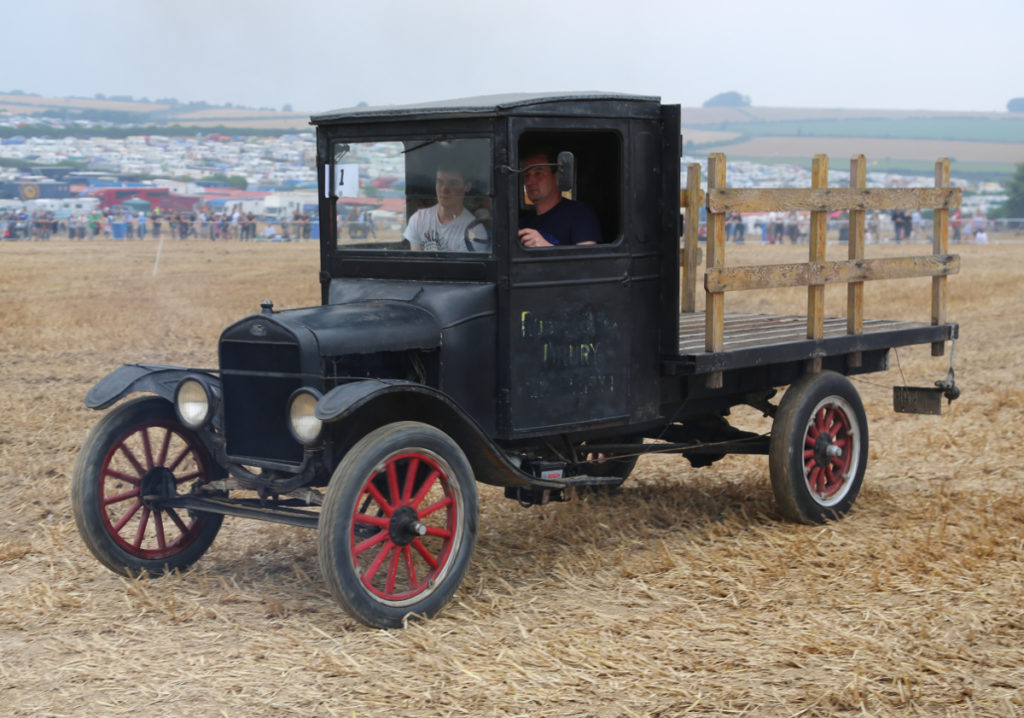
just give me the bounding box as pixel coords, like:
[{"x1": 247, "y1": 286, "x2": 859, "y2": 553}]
[{"x1": 310, "y1": 92, "x2": 662, "y2": 125}]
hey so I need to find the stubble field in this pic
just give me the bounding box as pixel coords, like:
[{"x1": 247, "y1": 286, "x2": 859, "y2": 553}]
[{"x1": 1, "y1": 238, "x2": 1022, "y2": 716}]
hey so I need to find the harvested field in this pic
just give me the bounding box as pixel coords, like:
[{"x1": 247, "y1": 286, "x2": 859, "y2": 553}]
[{"x1": 1, "y1": 238, "x2": 1022, "y2": 716}]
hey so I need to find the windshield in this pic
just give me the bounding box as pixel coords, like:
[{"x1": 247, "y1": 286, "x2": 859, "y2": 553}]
[{"x1": 331, "y1": 138, "x2": 492, "y2": 255}]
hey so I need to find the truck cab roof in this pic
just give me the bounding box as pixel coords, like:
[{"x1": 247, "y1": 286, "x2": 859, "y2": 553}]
[{"x1": 310, "y1": 92, "x2": 662, "y2": 124}]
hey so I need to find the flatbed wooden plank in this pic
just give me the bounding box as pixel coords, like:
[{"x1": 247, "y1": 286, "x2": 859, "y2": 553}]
[
  {"x1": 672, "y1": 312, "x2": 957, "y2": 376},
  {"x1": 677, "y1": 313, "x2": 932, "y2": 353}
]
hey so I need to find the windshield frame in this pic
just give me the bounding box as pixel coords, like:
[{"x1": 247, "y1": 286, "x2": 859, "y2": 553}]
[{"x1": 320, "y1": 123, "x2": 499, "y2": 278}]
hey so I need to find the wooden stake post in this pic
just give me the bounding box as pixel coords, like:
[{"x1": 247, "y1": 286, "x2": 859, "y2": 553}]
[
  {"x1": 680, "y1": 163, "x2": 703, "y2": 314},
  {"x1": 847, "y1": 155, "x2": 866, "y2": 367},
  {"x1": 807, "y1": 155, "x2": 828, "y2": 372},
  {"x1": 932, "y1": 158, "x2": 951, "y2": 356},
  {"x1": 704, "y1": 154, "x2": 726, "y2": 389}
]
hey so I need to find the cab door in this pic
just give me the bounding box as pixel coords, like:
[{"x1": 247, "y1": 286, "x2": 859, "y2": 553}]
[{"x1": 500, "y1": 121, "x2": 634, "y2": 436}]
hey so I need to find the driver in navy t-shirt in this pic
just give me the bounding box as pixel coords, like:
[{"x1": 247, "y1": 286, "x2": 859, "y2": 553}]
[{"x1": 518, "y1": 150, "x2": 600, "y2": 247}]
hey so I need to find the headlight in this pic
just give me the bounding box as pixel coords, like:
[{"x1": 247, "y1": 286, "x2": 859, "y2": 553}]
[
  {"x1": 175, "y1": 378, "x2": 213, "y2": 429},
  {"x1": 288, "y1": 388, "x2": 323, "y2": 445}
]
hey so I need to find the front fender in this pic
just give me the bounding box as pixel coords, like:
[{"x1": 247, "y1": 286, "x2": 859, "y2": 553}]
[
  {"x1": 315, "y1": 378, "x2": 423, "y2": 422},
  {"x1": 316, "y1": 379, "x2": 555, "y2": 490},
  {"x1": 85, "y1": 363, "x2": 220, "y2": 410}
]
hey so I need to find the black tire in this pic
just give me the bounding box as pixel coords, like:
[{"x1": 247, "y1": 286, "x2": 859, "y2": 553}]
[
  {"x1": 769, "y1": 371, "x2": 868, "y2": 524},
  {"x1": 71, "y1": 396, "x2": 224, "y2": 577},
  {"x1": 318, "y1": 421, "x2": 478, "y2": 628}
]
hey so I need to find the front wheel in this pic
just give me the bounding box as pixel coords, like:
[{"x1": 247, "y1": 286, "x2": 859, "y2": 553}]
[
  {"x1": 71, "y1": 396, "x2": 224, "y2": 577},
  {"x1": 769, "y1": 372, "x2": 868, "y2": 524},
  {"x1": 318, "y1": 422, "x2": 478, "y2": 628}
]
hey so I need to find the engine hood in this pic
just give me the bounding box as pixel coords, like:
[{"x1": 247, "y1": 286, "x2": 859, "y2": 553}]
[{"x1": 222, "y1": 300, "x2": 441, "y2": 357}]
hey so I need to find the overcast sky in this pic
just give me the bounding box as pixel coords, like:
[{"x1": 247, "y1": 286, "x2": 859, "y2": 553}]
[{"x1": 4, "y1": 0, "x2": 1020, "y2": 114}]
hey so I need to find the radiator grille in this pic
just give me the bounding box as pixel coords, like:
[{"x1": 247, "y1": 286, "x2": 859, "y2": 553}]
[{"x1": 220, "y1": 340, "x2": 304, "y2": 464}]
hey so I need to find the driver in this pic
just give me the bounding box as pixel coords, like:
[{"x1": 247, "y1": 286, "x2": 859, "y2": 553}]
[
  {"x1": 518, "y1": 147, "x2": 600, "y2": 247},
  {"x1": 403, "y1": 161, "x2": 489, "y2": 252}
]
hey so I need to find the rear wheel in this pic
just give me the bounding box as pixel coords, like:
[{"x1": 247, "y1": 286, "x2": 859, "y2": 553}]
[
  {"x1": 71, "y1": 396, "x2": 223, "y2": 576},
  {"x1": 318, "y1": 422, "x2": 478, "y2": 628},
  {"x1": 769, "y1": 372, "x2": 868, "y2": 524}
]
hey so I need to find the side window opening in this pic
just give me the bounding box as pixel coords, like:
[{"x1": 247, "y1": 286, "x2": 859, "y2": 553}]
[{"x1": 518, "y1": 130, "x2": 621, "y2": 245}]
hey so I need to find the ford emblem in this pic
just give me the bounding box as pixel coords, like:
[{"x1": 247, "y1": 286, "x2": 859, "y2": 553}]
[{"x1": 250, "y1": 322, "x2": 267, "y2": 337}]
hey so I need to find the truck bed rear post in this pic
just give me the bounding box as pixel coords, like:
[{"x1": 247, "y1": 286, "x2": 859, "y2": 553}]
[
  {"x1": 932, "y1": 158, "x2": 951, "y2": 356},
  {"x1": 847, "y1": 155, "x2": 866, "y2": 369},
  {"x1": 705, "y1": 153, "x2": 726, "y2": 388},
  {"x1": 806, "y1": 154, "x2": 828, "y2": 373}
]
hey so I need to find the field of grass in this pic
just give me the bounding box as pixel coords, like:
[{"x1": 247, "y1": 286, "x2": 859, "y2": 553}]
[
  {"x1": 682, "y1": 107, "x2": 1024, "y2": 176},
  {"x1": 689, "y1": 117, "x2": 1024, "y2": 144},
  {"x1": 697, "y1": 136, "x2": 1024, "y2": 176},
  {"x1": 1, "y1": 238, "x2": 1022, "y2": 716}
]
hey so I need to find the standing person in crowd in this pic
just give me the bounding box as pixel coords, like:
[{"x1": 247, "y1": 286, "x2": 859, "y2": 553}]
[
  {"x1": 197, "y1": 208, "x2": 208, "y2": 239},
  {"x1": 971, "y1": 210, "x2": 986, "y2": 240},
  {"x1": 785, "y1": 211, "x2": 800, "y2": 243},
  {"x1": 950, "y1": 209, "x2": 962, "y2": 242},
  {"x1": 137, "y1": 212, "x2": 147, "y2": 240},
  {"x1": 891, "y1": 210, "x2": 905, "y2": 242},
  {"x1": 911, "y1": 209, "x2": 923, "y2": 241},
  {"x1": 867, "y1": 211, "x2": 879, "y2": 244}
]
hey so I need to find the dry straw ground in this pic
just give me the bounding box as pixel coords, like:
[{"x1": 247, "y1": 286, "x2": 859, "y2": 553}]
[{"x1": 1, "y1": 238, "x2": 1022, "y2": 717}]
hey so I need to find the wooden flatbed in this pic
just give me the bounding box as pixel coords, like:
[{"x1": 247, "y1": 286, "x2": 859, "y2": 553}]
[{"x1": 671, "y1": 312, "x2": 958, "y2": 375}]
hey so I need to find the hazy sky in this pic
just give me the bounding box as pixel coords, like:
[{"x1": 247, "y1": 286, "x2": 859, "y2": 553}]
[{"x1": 5, "y1": 0, "x2": 1020, "y2": 113}]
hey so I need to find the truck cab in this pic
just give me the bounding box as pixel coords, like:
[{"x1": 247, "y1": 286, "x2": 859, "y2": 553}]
[{"x1": 309, "y1": 92, "x2": 679, "y2": 442}]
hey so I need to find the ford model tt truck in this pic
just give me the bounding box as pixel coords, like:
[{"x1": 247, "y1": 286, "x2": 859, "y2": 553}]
[{"x1": 72, "y1": 93, "x2": 960, "y2": 628}]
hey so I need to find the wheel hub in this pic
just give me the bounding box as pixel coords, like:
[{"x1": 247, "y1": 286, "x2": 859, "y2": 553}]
[
  {"x1": 812, "y1": 432, "x2": 840, "y2": 468},
  {"x1": 388, "y1": 505, "x2": 426, "y2": 546},
  {"x1": 140, "y1": 466, "x2": 177, "y2": 509}
]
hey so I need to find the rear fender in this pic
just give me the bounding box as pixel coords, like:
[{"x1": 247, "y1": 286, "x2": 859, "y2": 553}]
[
  {"x1": 317, "y1": 380, "x2": 545, "y2": 489},
  {"x1": 85, "y1": 363, "x2": 221, "y2": 412}
]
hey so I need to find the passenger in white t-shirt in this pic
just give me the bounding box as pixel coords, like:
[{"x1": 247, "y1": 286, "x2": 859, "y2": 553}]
[{"x1": 403, "y1": 165, "x2": 489, "y2": 252}]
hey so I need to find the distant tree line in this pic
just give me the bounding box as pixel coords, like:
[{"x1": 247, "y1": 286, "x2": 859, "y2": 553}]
[
  {"x1": 0, "y1": 124, "x2": 292, "y2": 140},
  {"x1": 994, "y1": 163, "x2": 1024, "y2": 217},
  {"x1": 703, "y1": 91, "x2": 751, "y2": 108},
  {"x1": 1008, "y1": 98, "x2": 1024, "y2": 113}
]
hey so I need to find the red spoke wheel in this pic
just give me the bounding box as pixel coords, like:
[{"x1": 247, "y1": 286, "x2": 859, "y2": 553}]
[
  {"x1": 318, "y1": 422, "x2": 478, "y2": 628},
  {"x1": 72, "y1": 396, "x2": 223, "y2": 576},
  {"x1": 769, "y1": 371, "x2": 868, "y2": 524}
]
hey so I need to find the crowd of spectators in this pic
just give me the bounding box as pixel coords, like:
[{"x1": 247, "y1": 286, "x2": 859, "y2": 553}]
[{"x1": 2, "y1": 207, "x2": 317, "y2": 241}]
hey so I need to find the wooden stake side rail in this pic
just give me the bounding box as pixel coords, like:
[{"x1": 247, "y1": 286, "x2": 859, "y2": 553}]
[
  {"x1": 708, "y1": 187, "x2": 961, "y2": 213},
  {"x1": 680, "y1": 153, "x2": 961, "y2": 387},
  {"x1": 705, "y1": 254, "x2": 960, "y2": 292}
]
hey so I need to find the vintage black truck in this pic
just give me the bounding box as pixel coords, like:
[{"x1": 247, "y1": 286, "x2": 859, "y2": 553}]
[{"x1": 72, "y1": 93, "x2": 960, "y2": 628}]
